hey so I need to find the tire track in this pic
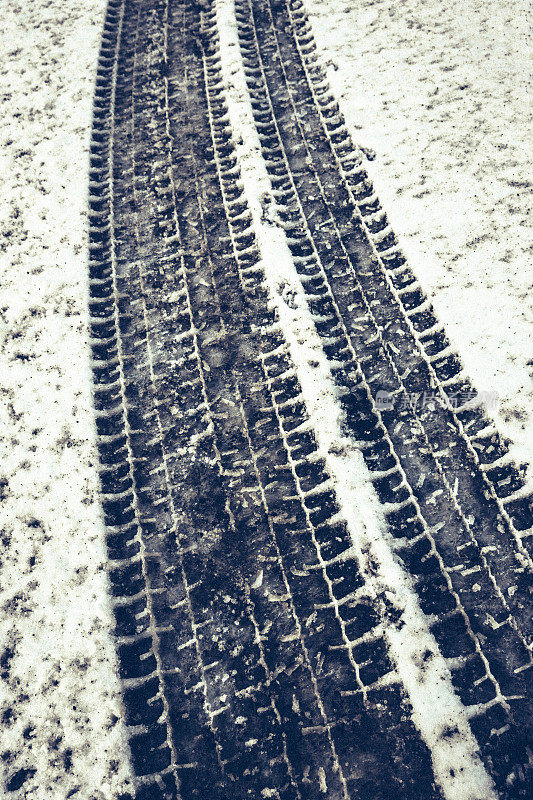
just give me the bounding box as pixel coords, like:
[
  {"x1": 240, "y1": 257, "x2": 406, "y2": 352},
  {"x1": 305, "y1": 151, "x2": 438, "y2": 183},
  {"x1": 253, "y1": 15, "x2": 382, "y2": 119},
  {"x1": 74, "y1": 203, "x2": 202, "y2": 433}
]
[
  {"x1": 113, "y1": 0, "x2": 304, "y2": 795},
  {"x1": 282, "y1": 0, "x2": 533, "y2": 554},
  {"x1": 233, "y1": 0, "x2": 532, "y2": 796},
  {"x1": 91, "y1": 0, "x2": 449, "y2": 798},
  {"x1": 89, "y1": 0, "x2": 531, "y2": 797},
  {"x1": 89, "y1": 3, "x2": 189, "y2": 797},
  {"x1": 239, "y1": 0, "x2": 532, "y2": 638}
]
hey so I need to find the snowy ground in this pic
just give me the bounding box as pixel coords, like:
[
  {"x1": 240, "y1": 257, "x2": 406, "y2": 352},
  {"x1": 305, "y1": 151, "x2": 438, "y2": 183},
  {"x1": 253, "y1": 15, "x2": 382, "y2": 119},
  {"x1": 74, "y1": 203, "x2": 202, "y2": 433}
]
[
  {"x1": 0, "y1": 0, "x2": 530, "y2": 797},
  {"x1": 0, "y1": 1, "x2": 133, "y2": 797},
  {"x1": 305, "y1": 0, "x2": 533, "y2": 477}
]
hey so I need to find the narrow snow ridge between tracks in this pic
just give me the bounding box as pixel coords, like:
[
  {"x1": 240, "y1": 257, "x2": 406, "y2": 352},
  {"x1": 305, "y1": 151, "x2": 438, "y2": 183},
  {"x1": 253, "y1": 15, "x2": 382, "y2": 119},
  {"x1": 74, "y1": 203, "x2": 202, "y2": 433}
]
[{"x1": 214, "y1": 1, "x2": 498, "y2": 798}]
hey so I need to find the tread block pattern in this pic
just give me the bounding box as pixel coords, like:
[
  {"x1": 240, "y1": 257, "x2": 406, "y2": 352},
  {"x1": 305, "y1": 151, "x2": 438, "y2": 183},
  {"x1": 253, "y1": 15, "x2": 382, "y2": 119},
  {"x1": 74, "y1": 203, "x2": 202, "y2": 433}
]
[
  {"x1": 234, "y1": 0, "x2": 533, "y2": 796},
  {"x1": 90, "y1": 0, "x2": 531, "y2": 797}
]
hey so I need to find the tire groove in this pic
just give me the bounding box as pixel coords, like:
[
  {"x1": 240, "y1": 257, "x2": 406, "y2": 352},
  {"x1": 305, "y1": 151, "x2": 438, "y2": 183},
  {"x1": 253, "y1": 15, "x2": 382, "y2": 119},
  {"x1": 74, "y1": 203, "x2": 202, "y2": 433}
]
[
  {"x1": 234, "y1": 0, "x2": 532, "y2": 794},
  {"x1": 283, "y1": 0, "x2": 533, "y2": 555},
  {"x1": 90, "y1": 2, "x2": 184, "y2": 798},
  {"x1": 196, "y1": 8, "x2": 446, "y2": 798},
  {"x1": 91, "y1": 0, "x2": 531, "y2": 796}
]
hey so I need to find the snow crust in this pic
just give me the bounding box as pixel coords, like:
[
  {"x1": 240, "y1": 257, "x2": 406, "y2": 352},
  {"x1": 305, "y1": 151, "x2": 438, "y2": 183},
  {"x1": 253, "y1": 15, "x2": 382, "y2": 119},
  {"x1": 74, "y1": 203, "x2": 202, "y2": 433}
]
[
  {"x1": 0, "y1": 1, "x2": 133, "y2": 797},
  {"x1": 304, "y1": 0, "x2": 532, "y2": 478},
  {"x1": 215, "y1": 1, "x2": 497, "y2": 797}
]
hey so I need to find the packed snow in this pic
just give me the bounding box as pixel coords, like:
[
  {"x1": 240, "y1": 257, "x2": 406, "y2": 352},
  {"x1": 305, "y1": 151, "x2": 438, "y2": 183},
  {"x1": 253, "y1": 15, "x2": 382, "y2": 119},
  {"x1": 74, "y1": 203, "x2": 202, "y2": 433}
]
[{"x1": 0, "y1": 0, "x2": 530, "y2": 796}]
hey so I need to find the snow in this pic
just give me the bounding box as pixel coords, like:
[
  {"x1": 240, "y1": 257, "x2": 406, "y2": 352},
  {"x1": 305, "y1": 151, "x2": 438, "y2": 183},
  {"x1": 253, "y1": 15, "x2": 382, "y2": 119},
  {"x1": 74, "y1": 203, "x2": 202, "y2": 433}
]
[
  {"x1": 304, "y1": 0, "x2": 533, "y2": 478},
  {"x1": 0, "y1": 0, "x2": 529, "y2": 795},
  {"x1": 0, "y1": 1, "x2": 132, "y2": 797},
  {"x1": 215, "y1": 1, "x2": 497, "y2": 797}
]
